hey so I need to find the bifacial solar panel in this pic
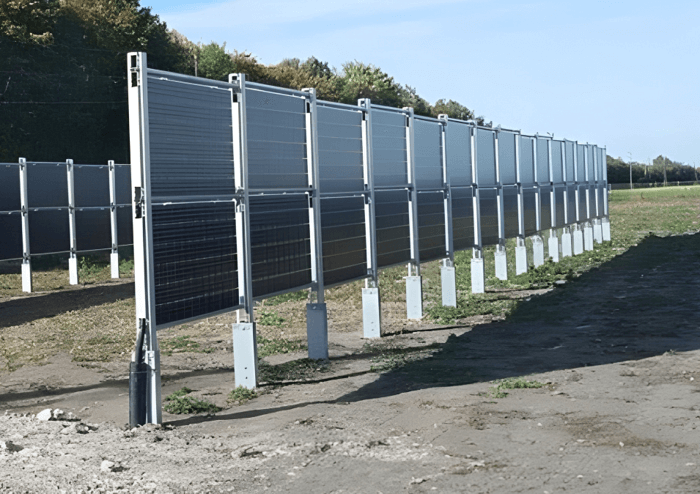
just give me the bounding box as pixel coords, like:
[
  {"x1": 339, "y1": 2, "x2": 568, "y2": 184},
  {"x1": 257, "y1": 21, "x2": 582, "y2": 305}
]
[
  {"x1": 554, "y1": 187, "x2": 566, "y2": 228},
  {"x1": 551, "y1": 141, "x2": 564, "y2": 184},
  {"x1": 587, "y1": 145, "x2": 595, "y2": 184},
  {"x1": 374, "y1": 189, "x2": 411, "y2": 267},
  {"x1": 75, "y1": 209, "x2": 111, "y2": 251},
  {"x1": 413, "y1": 119, "x2": 443, "y2": 190},
  {"x1": 498, "y1": 132, "x2": 517, "y2": 186},
  {"x1": 115, "y1": 165, "x2": 132, "y2": 205},
  {"x1": 564, "y1": 141, "x2": 575, "y2": 184},
  {"x1": 539, "y1": 186, "x2": 552, "y2": 231},
  {"x1": 320, "y1": 196, "x2": 367, "y2": 286},
  {"x1": 246, "y1": 88, "x2": 309, "y2": 190},
  {"x1": 577, "y1": 185, "x2": 588, "y2": 221},
  {"x1": 600, "y1": 184, "x2": 608, "y2": 216},
  {"x1": 479, "y1": 188, "x2": 499, "y2": 246},
  {"x1": 371, "y1": 109, "x2": 408, "y2": 187},
  {"x1": 522, "y1": 188, "x2": 538, "y2": 236},
  {"x1": 589, "y1": 185, "x2": 599, "y2": 217},
  {"x1": 29, "y1": 210, "x2": 70, "y2": 255},
  {"x1": 0, "y1": 213, "x2": 23, "y2": 260},
  {"x1": 148, "y1": 77, "x2": 235, "y2": 198},
  {"x1": 476, "y1": 129, "x2": 497, "y2": 186},
  {"x1": 0, "y1": 165, "x2": 20, "y2": 212},
  {"x1": 536, "y1": 138, "x2": 550, "y2": 184},
  {"x1": 117, "y1": 206, "x2": 133, "y2": 245},
  {"x1": 502, "y1": 186, "x2": 519, "y2": 238},
  {"x1": 576, "y1": 144, "x2": 586, "y2": 183},
  {"x1": 445, "y1": 122, "x2": 472, "y2": 186},
  {"x1": 249, "y1": 195, "x2": 312, "y2": 297},
  {"x1": 451, "y1": 186, "x2": 474, "y2": 251},
  {"x1": 27, "y1": 163, "x2": 67, "y2": 208},
  {"x1": 519, "y1": 136, "x2": 535, "y2": 185},
  {"x1": 74, "y1": 165, "x2": 110, "y2": 208},
  {"x1": 152, "y1": 202, "x2": 238, "y2": 326},
  {"x1": 316, "y1": 106, "x2": 364, "y2": 193},
  {"x1": 417, "y1": 191, "x2": 446, "y2": 262},
  {"x1": 566, "y1": 185, "x2": 577, "y2": 225}
]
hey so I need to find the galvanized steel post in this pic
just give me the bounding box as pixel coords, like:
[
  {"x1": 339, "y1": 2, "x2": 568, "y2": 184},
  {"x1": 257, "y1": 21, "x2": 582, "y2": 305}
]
[
  {"x1": 66, "y1": 159, "x2": 79, "y2": 285},
  {"x1": 438, "y1": 114, "x2": 456, "y2": 307},
  {"x1": 19, "y1": 158, "x2": 32, "y2": 293},
  {"x1": 404, "y1": 107, "x2": 422, "y2": 319},
  {"x1": 108, "y1": 160, "x2": 120, "y2": 278}
]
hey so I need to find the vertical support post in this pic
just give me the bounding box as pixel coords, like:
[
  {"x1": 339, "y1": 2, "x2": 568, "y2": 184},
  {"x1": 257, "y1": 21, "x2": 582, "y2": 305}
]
[
  {"x1": 494, "y1": 129, "x2": 508, "y2": 281},
  {"x1": 531, "y1": 135, "x2": 544, "y2": 268},
  {"x1": 19, "y1": 158, "x2": 32, "y2": 293},
  {"x1": 515, "y1": 132, "x2": 528, "y2": 275},
  {"x1": 230, "y1": 72, "x2": 258, "y2": 386},
  {"x1": 359, "y1": 98, "x2": 381, "y2": 337},
  {"x1": 66, "y1": 160, "x2": 79, "y2": 285},
  {"x1": 303, "y1": 87, "x2": 328, "y2": 359},
  {"x1": 108, "y1": 160, "x2": 120, "y2": 279},
  {"x1": 438, "y1": 115, "x2": 456, "y2": 307},
  {"x1": 404, "y1": 107, "x2": 422, "y2": 319},
  {"x1": 602, "y1": 146, "x2": 611, "y2": 242},
  {"x1": 127, "y1": 52, "x2": 161, "y2": 425},
  {"x1": 471, "y1": 125, "x2": 485, "y2": 293}
]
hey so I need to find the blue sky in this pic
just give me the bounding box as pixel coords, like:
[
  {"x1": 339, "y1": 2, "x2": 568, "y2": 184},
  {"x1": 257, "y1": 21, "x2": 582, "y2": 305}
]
[{"x1": 144, "y1": 0, "x2": 699, "y2": 165}]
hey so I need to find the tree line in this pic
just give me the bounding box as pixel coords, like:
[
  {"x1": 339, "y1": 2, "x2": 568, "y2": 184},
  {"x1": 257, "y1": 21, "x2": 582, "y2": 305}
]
[
  {"x1": 0, "y1": 0, "x2": 484, "y2": 164},
  {"x1": 607, "y1": 155, "x2": 698, "y2": 184}
]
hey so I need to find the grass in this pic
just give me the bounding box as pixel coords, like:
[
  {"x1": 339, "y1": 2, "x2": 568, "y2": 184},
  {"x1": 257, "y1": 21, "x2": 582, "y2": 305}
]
[
  {"x1": 363, "y1": 341, "x2": 440, "y2": 373},
  {"x1": 257, "y1": 309, "x2": 286, "y2": 327},
  {"x1": 259, "y1": 358, "x2": 330, "y2": 383},
  {"x1": 228, "y1": 386, "x2": 257, "y2": 405},
  {"x1": 489, "y1": 378, "x2": 546, "y2": 398},
  {"x1": 163, "y1": 387, "x2": 221, "y2": 415},
  {"x1": 160, "y1": 335, "x2": 214, "y2": 356},
  {"x1": 257, "y1": 335, "x2": 306, "y2": 358}
]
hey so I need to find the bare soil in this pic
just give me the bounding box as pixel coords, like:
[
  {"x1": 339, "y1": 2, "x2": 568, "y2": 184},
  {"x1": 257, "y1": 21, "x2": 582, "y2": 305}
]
[{"x1": 2, "y1": 233, "x2": 700, "y2": 493}]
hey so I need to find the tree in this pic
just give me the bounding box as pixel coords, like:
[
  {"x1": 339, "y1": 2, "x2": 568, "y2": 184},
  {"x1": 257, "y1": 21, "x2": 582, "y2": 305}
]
[
  {"x1": 0, "y1": 0, "x2": 56, "y2": 45},
  {"x1": 337, "y1": 61, "x2": 402, "y2": 107}
]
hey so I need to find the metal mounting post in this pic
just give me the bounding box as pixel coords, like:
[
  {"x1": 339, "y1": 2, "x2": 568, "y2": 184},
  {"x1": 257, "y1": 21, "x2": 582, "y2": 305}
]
[
  {"x1": 19, "y1": 158, "x2": 32, "y2": 293},
  {"x1": 438, "y1": 115, "x2": 457, "y2": 307},
  {"x1": 66, "y1": 160, "x2": 79, "y2": 285},
  {"x1": 471, "y1": 125, "x2": 485, "y2": 293},
  {"x1": 108, "y1": 160, "x2": 120, "y2": 278},
  {"x1": 230, "y1": 72, "x2": 258, "y2": 387},
  {"x1": 303, "y1": 87, "x2": 328, "y2": 359},
  {"x1": 404, "y1": 107, "x2": 422, "y2": 320},
  {"x1": 127, "y1": 52, "x2": 161, "y2": 425}
]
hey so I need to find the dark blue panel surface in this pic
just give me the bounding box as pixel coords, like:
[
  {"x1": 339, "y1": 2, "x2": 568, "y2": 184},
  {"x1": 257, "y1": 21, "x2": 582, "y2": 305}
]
[
  {"x1": 522, "y1": 188, "x2": 538, "y2": 236},
  {"x1": 375, "y1": 189, "x2": 411, "y2": 267},
  {"x1": 0, "y1": 213, "x2": 22, "y2": 260},
  {"x1": 502, "y1": 186, "x2": 519, "y2": 239},
  {"x1": 76, "y1": 209, "x2": 111, "y2": 251},
  {"x1": 451, "y1": 187, "x2": 473, "y2": 251},
  {"x1": 29, "y1": 210, "x2": 69, "y2": 254},
  {"x1": 74, "y1": 166, "x2": 110, "y2": 208},
  {"x1": 321, "y1": 196, "x2": 367, "y2": 285},
  {"x1": 479, "y1": 188, "x2": 499, "y2": 246},
  {"x1": 27, "y1": 163, "x2": 67, "y2": 208},
  {"x1": 0, "y1": 165, "x2": 20, "y2": 212},
  {"x1": 539, "y1": 186, "x2": 552, "y2": 231},
  {"x1": 417, "y1": 191, "x2": 445, "y2": 262}
]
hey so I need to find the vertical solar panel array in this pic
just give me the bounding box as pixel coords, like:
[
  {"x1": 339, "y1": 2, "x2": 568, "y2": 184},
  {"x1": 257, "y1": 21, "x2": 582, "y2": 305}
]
[
  {"x1": 126, "y1": 62, "x2": 609, "y2": 334},
  {"x1": 0, "y1": 161, "x2": 132, "y2": 262}
]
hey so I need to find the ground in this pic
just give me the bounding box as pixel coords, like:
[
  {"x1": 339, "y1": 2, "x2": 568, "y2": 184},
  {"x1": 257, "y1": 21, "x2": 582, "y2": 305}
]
[{"x1": 1, "y1": 187, "x2": 700, "y2": 493}]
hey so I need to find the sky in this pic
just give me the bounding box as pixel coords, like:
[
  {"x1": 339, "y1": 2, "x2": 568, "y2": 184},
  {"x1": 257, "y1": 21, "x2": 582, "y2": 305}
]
[{"x1": 144, "y1": 0, "x2": 699, "y2": 165}]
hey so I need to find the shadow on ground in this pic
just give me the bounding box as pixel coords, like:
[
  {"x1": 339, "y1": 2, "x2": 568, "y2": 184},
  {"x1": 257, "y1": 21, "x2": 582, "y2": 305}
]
[
  {"x1": 0, "y1": 282, "x2": 134, "y2": 329},
  {"x1": 338, "y1": 233, "x2": 700, "y2": 402}
]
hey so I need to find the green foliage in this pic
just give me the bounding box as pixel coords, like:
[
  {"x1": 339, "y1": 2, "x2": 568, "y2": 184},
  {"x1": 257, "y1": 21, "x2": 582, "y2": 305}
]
[
  {"x1": 119, "y1": 258, "x2": 134, "y2": 277},
  {"x1": 426, "y1": 295, "x2": 517, "y2": 324},
  {"x1": 432, "y1": 99, "x2": 475, "y2": 121},
  {"x1": 164, "y1": 387, "x2": 221, "y2": 414},
  {"x1": 607, "y1": 155, "x2": 699, "y2": 185},
  {"x1": 78, "y1": 256, "x2": 106, "y2": 280},
  {"x1": 338, "y1": 61, "x2": 402, "y2": 107},
  {"x1": 257, "y1": 309, "x2": 286, "y2": 328},
  {"x1": 0, "y1": 0, "x2": 57, "y2": 45},
  {"x1": 264, "y1": 290, "x2": 308, "y2": 306},
  {"x1": 257, "y1": 335, "x2": 306, "y2": 358},
  {"x1": 489, "y1": 378, "x2": 545, "y2": 398},
  {"x1": 228, "y1": 386, "x2": 257, "y2": 405},
  {"x1": 197, "y1": 42, "x2": 236, "y2": 81}
]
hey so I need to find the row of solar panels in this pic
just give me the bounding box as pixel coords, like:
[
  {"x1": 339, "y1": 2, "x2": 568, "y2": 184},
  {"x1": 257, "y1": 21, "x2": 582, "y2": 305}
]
[
  {"x1": 134, "y1": 68, "x2": 608, "y2": 329},
  {"x1": 0, "y1": 162, "x2": 133, "y2": 261}
]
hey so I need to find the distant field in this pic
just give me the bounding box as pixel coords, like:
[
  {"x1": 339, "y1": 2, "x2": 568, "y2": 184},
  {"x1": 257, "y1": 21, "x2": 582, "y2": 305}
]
[{"x1": 1, "y1": 186, "x2": 699, "y2": 373}]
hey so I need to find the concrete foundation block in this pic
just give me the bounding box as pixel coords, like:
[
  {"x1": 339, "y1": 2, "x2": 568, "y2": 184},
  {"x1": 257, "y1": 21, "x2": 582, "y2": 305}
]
[
  {"x1": 306, "y1": 303, "x2": 328, "y2": 360},
  {"x1": 441, "y1": 264, "x2": 457, "y2": 308},
  {"x1": 471, "y1": 257, "x2": 485, "y2": 294},
  {"x1": 233, "y1": 322, "x2": 258, "y2": 389},
  {"x1": 362, "y1": 287, "x2": 381, "y2": 338}
]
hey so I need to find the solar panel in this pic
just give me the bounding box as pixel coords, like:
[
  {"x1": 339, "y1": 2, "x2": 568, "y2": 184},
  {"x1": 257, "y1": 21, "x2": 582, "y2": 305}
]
[
  {"x1": 445, "y1": 121, "x2": 472, "y2": 186},
  {"x1": 74, "y1": 165, "x2": 110, "y2": 208},
  {"x1": 75, "y1": 209, "x2": 111, "y2": 251},
  {"x1": 502, "y1": 186, "x2": 519, "y2": 238},
  {"x1": 371, "y1": 109, "x2": 408, "y2": 187},
  {"x1": 29, "y1": 210, "x2": 70, "y2": 255},
  {"x1": 498, "y1": 132, "x2": 517, "y2": 186},
  {"x1": 320, "y1": 196, "x2": 367, "y2": 286},
  {"x1": 566, "y1": 185, "x2": 577, "y2": 225},
  {"x1": 0, "y1": 165, "x2": 20, "y2": 212},
  {"x1": 522, "y1": 188, "x2": 538, "y2": 236},
  {"x1": 375, "y1": 189, "x2": 411, "y2": 267},
  {"x1": 539, "y1": 186, "x2": 552, "y2": 230},
  {"x1": 479, "y1": 188, "x2": 499, "y2": 246},
  {"x1": 417, "y1": 191, "x2": 446, "y2": 262},
  {"x1": 536, "y1": 138, "x2": 550, "y2": 184},
  {"x1": 564, "y1": 141, "x2": 575, "y2": 184},
  {"x1": 519, "y1": 136, "x2": 535, "y2": 185},
  {"x1": 476, "y1": 129, "x2": 497, "y2": 186},
  {"x1": 551, "y1": 141, "x2": 564, "y2": 184},
  {"x1": 27, "y1": 163, "x2": 67, "y2": 208},
  {"x1": 413, "y1": 119, "x2": 443, "y2": 190},
  {"x1": 554, "y1": 187, "x2": 566, "y2": 228},
  {"x1": 0, "y1": 214, "x2": 22, "y2": 260},
  {"x1": 451, "y1": 186, "x2": 474, "y2": 251},
  {"x1": 316, "y1": 106, "x2": 364, "y2": 193}
]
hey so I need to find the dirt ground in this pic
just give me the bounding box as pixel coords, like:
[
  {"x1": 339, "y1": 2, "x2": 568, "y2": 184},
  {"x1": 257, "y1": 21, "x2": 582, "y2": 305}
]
[{"x1": 1, "y1": 232, "x2": 700, "y2": 493}]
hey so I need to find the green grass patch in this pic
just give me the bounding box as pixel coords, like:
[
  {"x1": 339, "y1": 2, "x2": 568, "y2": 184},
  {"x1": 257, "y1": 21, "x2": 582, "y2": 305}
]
[
  {"x1": 163, "y1": 387, "x2": 221, "y2": 414},
  {"x1": 489, "y1": 377, "x2": 546, "y2": 398},
  {"x1": 264, "y1": 289, "x2": 309, "y2": 306},
  {"x1": 426, "y1": 295, "x2": 517, "y2": 324},
  {"x1": 257, "y1": 309, "x2": 286, "y2": 327},
  {"x1": 160, "y1": 335, "x2": 213, "y2": 356},
  {"x1": 228, "y1": 386, "x2": 257, "y2": 405}
]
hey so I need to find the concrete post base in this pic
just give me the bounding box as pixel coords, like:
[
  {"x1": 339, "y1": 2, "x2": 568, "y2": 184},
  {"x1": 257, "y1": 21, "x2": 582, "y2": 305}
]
[
  {"x1": 22, "y1": 260, "x2": 32, "y2": 293},
  {"x1": 233, "y1": 322, "x2": 258, "y2": 389},
  {"x1": 110, "y1": 252, "x2": 120, "y2": 279},
  {"x1": 471, "y1": 257, "x2": 485, "y2": 294},
  {"x1": 593, "y1": 219, "x2": 603, "y2": 244},
  {"x1": 602, "y1": 217, "x2": 611, "y2": 241},
  {"x1": 440, "y1": 263, "x2": 457, "y2": 308},
  {"x1": 362, "y1": 287, "x2": 382, "y2": 338},
  {"x1": 584, "y1": 223, "x2": 594, "y2": 251},
  {"x1": 495, "y1": 245, "x2": 508, "y2": 280},
  {"x1": 306, "y1": 303, "x2": 328, "y2": 360},
  {"x1": 532, "y1": 236, "x2": 545, "y2": 268},
  {"x1": 406, "y1": 276, "x2": 423, "y2": 320},
  {"x1": 548, "y1": 232, "x2": 560, "y2": 263},
  {"x1": 573, "y1": 226, "x2": 584, "y2": 255},
  {"x1": 69, "y1": 256, "x2": 79, "y2": 285},
  {"x1": 561, "y1": 229, "x2": 572, "y2": 258}
]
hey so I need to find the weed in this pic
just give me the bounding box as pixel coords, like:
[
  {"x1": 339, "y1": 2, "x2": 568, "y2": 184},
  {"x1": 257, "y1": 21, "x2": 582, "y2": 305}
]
[
  {"x1": 259, "y1": 358, "x2": 330, "y2": 383},
  {"x1": 228, "y1": 386, "x2": 257, "y2": 405},
  {"x1": 427, "y1": 295, "x2": 517, "y2": 324},
  {"x1": 257, "y1": 309, "x2": 286, "y2": 327},
  {"x1": 78, "y1": 256, "x2": 108, "y2": 281},
  {"x1": 163, "y1": 387, "x2": 221, "y2": 414},
  {"x1": 119, "y1": 258, "x2": 134, "y2": 277},
  {"x1": 488, "y1": 377, "x2": 545, "y2": 398},
  {"x1": 264, "y1": 289, "x2": 309, "y2": 306},
  {"x1": 257, "y1": 336, "x2": 306, "y2": 358}
]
